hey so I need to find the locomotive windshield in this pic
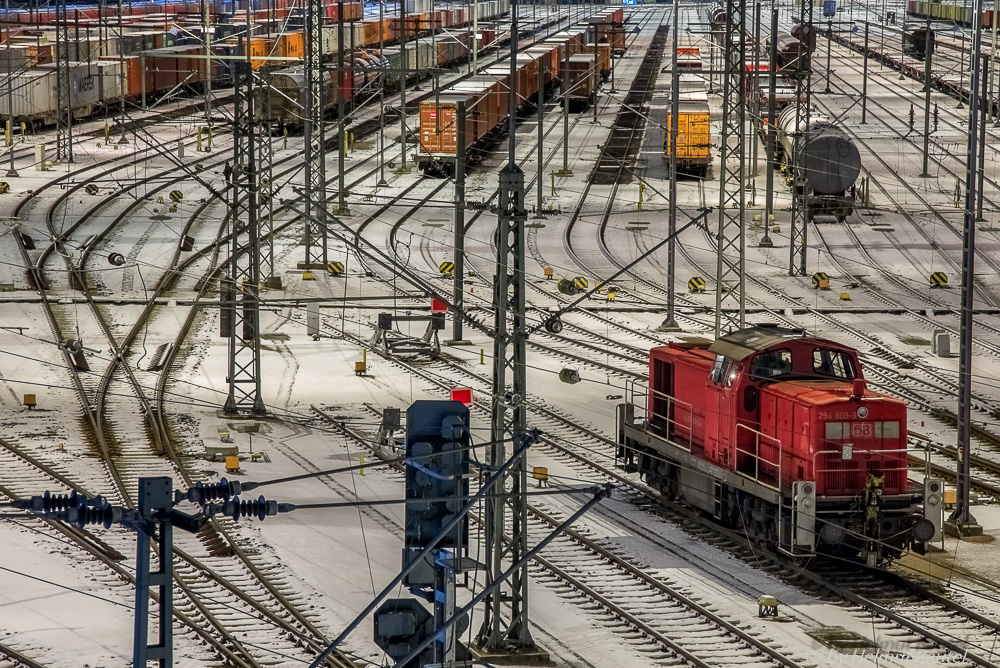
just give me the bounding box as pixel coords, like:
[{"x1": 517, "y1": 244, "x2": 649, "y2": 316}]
[
  {"x1": 813, "y1": 348, "x2": 856, "y2": 380},
  {"x1": 749, "y1": 350, "x2": 791, "y2": 378}
]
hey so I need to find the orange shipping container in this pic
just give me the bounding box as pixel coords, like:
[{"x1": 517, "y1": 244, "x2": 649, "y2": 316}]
[
  {"x1": 278, "y1": 32, "x2": 304, "y2": 59},
  {"x1": 587, "y1": 42, "x2": 611, "y2": 77},
  {"x1": 362, "y1": 19, "x2": 380, "y2": 46},
  {"x1": 123, "y1": 54, "x2": 143, "y2": 97},
  {"x1": 248, "y1": 37, "x2": 270, "y2": 68},
  {"x1": 419, "y1": 93, "x2": 473, "y2": 155}
]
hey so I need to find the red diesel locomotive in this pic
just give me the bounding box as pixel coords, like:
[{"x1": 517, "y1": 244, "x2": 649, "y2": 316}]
[{"x1": 616, "y1": 325, "x2": 937, "y2": 565}]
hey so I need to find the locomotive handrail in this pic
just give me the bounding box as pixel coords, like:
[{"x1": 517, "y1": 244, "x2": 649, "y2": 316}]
[
  {"x1": 735, "y1": 423, "x2": 782, "y2": 492},
  {"x1": 811, "y1": 446, "x2": 919, "y2": 495},
  {"x1": 625, "y1": 381, "x2": 697, "y2": 453}
]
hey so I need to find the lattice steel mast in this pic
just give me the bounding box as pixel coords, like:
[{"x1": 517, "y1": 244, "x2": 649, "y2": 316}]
[
  {"x1": 789, "y1": 3, "x2": 812, "y2": 275},
  {"x1": 304, "y1": 0, "x2": 328, "y2": 270},
  {"x1": 258, "y1": 72, "x2": 277, "y2": 286},
  {"x1": 478, "y1": 0, "x2": 536, "y2": 654},
  {"x1": 223, "y1": 27, "x2": 265, "y2": 415},
  {"x1": 714, "y1": 0, "x2": 746, "y2": 336},
  {"x1": 55, "y1": 0, "x2": 73, "y2": 162}
]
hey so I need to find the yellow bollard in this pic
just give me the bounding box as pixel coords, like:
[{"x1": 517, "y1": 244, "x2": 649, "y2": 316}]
[
  {"x1": 550, "y1": 172, "x2": 556, "y2": 196},
  {"x1": 363, "y1": 349, "x2": 367, "y2": 366},
  {"x1": 205, "y1": 126, "x2": 213, "y2": 152},
  {"x1": 4, "y1": 120, "x2": 10, "y2": 147},
  {"x1": 196, "y1": 127, "x2": 203, "y2": 152},
  {"x1": 360, "y1": 453, "x2": 365, "y2": 476},
  {"x1": 480, "y1": 349, "x2": 484, "y2": 365}
]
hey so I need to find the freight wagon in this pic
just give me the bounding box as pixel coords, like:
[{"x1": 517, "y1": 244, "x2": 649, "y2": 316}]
[
  {"x1": 663, "y1": 91, "x2": 711, "y2": 177},
  {"x1": 907, "y1": 0, "x2": 997, "y2": 28},
  {"x1": 776, "y1": 106, "x2": 861, "y2": 223},
  {"x1": 418, "y1": 14, "x2": 610, "y2": 175}
]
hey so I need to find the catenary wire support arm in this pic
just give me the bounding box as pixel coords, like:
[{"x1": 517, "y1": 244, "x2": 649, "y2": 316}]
[{"x1": 531, "y1": 209, "x2": 712, "y2": 336}]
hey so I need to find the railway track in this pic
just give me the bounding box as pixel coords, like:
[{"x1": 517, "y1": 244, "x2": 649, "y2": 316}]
[{"x1": 309, "y1": 401, "x2": 805, "y2": 668}]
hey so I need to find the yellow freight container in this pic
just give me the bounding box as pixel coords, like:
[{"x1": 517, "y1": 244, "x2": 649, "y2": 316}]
[{"x1": 665, "y1": 92, "x2": 712, "y2": 177}]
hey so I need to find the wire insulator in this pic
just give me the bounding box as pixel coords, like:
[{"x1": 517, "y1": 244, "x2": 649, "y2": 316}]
[
  {"x1": 42, "y1": 490, "x2": 81, "y2": 514},
  {"x1": 70, "y1": 501, "x2": 122, "y2": 529},
  {"x1": 181, "y1": 478, "x2": 241, "y2": 506},
  {"x1": 228, "y1": 495, "x2": 277, "y2": 521}
]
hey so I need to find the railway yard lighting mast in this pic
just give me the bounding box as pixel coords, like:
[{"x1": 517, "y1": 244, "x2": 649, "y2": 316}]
[
  {"x1": 304, "y1": 0, "x2": 328, "y2": 271},
  {"x1": 714, "y1": 0, "x2": 747, "y2": 336},
  {"x1": 952, "y1": 0, "x2": 985, "y2": 536}
]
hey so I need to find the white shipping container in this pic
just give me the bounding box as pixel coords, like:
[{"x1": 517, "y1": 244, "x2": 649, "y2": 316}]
[
  {"x1": 95, "y1": 60, "x2": 124, "y2": 102},
  {"x1": 36, "y1": 62, "x2": 101, "y2": 115},
  {"x1": 0, "y1": 45, "x2": 32, "y2": 71},
  {"x1": 321, "y1": 24, "x2": 367, "y2": 57},
  {"x1": 0, "y1": 70, "x2": 57, "y2": 122}
]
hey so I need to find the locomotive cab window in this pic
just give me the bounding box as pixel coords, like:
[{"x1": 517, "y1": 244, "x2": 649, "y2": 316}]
[
  {"x1": 813, "y1": 348, "x2": 856, "y2": 380},
  {"x1": 711, "y1": 355, "x2": 739, "y2": 386},
  {"x1": 749, "y1": 349, "x2": 792, "y2": 378}
]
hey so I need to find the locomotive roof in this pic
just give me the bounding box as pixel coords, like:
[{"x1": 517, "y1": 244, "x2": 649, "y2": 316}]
[{"x1": 708, "y1": 325, "x2": 850, "y2": 361}]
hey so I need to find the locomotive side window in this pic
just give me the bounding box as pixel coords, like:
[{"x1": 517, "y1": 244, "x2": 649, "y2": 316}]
[
  {"x1": 813, "y1": 348, "x2": 856, "y2": 379},
  {"x1": 749, "y1": 349, "x2": 792, "y2": 378}
]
